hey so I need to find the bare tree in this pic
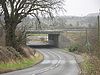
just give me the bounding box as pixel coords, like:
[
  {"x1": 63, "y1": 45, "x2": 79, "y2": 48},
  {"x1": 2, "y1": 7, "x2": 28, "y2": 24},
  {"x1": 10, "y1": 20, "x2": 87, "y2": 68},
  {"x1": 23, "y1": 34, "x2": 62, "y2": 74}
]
[{"x1": 0, "y1": 0, "x2": 64, "y2": 49}]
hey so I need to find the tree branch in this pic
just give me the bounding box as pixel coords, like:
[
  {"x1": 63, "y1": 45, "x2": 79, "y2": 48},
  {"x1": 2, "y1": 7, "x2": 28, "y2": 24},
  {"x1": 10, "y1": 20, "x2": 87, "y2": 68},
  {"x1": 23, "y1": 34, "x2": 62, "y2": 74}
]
[{"x1": 1, "y1": 1, "x2": 10, "y2": 25}]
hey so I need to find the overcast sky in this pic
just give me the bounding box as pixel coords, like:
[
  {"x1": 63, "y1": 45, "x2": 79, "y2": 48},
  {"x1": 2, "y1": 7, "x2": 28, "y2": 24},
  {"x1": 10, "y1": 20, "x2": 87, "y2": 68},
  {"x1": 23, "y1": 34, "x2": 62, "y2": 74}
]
[{"x1": 64, "y1": 0, "x2": 100, "y2": 16}]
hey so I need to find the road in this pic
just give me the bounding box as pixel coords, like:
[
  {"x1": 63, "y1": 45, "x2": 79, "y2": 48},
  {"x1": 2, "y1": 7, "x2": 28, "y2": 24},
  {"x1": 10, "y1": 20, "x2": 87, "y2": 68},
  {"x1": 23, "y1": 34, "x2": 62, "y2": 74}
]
[{"x1": 1, "y1": 48, "x2": 81, "y2": 75}]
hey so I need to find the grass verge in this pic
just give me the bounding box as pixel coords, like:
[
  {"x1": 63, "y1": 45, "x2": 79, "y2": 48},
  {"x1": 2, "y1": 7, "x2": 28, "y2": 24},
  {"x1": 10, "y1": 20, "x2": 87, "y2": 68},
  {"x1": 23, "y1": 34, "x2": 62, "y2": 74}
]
[
  {"x1": 80, "y1": 53, "x2": 100, "y2": 75},
  {"x1": 0, "y1": 51, "x2": 44, "y2": 74}
]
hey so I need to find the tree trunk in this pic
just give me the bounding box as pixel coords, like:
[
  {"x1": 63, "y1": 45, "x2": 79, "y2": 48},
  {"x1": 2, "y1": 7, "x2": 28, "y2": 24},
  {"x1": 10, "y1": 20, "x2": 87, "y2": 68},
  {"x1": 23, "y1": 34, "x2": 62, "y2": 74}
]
[{"x1": 5, "y1": 24, "x2": 17, "y2": 48}]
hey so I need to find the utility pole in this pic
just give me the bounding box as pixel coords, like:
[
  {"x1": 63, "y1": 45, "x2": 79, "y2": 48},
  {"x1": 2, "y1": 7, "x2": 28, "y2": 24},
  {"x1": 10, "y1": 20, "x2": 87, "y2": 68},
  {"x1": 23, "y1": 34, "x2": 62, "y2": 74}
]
[
  {"x1": 86, "y1": 28, "x2": 88, "y2": 43},
  {"x1": 97, "y1": 9, "x2": 100, "y2": 45}
]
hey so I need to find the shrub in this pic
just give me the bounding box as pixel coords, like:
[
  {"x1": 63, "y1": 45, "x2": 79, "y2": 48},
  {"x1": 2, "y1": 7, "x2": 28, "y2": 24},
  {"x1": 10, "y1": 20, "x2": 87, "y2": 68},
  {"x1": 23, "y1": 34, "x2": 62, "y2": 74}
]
[{"x1": 68, "y1": 44, "x2": 79, "y2": 52}]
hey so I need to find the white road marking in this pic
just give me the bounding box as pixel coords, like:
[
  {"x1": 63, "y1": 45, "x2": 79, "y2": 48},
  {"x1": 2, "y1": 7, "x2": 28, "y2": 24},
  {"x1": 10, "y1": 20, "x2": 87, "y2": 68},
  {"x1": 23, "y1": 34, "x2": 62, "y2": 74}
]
[
  {"x1": 69, "y1": 60, "x2": 77, "y2": 64},
  {"x1": 41, "y1": 60, "x2": 66, "y2": 64},
  {"x1": 41, "y1": 60, "x2": 51, "y2": 64},
  {"x1": 51, "y1": 60, "x2": 58, "y2": 64}
]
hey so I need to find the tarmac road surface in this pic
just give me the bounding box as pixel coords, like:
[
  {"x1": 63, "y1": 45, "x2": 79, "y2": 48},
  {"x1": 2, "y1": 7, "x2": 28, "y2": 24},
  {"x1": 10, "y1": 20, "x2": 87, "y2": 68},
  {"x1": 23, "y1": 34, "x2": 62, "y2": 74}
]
[{"x1": 1, "y1": 48, "x2": 81, "y2": 75}]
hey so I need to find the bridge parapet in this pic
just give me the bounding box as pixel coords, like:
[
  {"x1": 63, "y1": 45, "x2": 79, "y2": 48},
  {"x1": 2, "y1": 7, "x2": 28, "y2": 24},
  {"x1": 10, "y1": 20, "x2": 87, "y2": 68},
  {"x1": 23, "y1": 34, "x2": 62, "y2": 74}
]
[{"x1": 26, "y1": 30, "x2": 63, "y2": 34}]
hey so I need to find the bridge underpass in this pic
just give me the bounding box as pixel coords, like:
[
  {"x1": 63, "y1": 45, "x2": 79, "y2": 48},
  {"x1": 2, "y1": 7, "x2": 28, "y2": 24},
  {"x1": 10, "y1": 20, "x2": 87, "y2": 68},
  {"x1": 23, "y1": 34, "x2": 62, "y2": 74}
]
[{"x1": 26, "y1": 30, "x2": 62, "y2": 48}]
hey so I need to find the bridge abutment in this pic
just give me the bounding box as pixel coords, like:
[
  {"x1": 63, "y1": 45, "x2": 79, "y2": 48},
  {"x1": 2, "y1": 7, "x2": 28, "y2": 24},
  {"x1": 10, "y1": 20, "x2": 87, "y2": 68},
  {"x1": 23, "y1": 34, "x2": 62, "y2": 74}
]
[{"x1": 48, "y1": 34, "x2": 59, "y2": 47}]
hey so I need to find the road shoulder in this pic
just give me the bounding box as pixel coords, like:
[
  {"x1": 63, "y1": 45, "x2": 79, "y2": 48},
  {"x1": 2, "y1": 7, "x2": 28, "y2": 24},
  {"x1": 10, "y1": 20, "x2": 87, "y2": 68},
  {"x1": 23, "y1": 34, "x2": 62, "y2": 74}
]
[{"x1": 59, "y1": 49, "x2": 83, "y2": 75}]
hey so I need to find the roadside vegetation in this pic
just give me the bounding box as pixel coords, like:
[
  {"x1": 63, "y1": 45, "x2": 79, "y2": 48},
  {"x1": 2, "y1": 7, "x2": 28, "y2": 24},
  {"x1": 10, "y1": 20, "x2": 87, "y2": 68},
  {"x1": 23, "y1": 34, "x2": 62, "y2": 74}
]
[
  {"x1": 80, "y1": 53, "x2": 100, "y2": 75},
  {"x1": 64, "y1": 29, "x2": 100, "y2": 75},
  {"x1": 0, "y1": 52, "x2": 43, "y2": 73},
  {"x1": 0, "y1": 46, "x2": 43, "y2": 73}
]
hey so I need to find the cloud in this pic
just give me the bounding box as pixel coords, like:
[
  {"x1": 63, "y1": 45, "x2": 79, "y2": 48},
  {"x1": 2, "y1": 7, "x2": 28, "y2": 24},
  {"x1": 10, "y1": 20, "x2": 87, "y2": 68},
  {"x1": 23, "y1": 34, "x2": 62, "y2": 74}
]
[{"x1": 65, "y1": 0, "x2": 100, "y2": 16}]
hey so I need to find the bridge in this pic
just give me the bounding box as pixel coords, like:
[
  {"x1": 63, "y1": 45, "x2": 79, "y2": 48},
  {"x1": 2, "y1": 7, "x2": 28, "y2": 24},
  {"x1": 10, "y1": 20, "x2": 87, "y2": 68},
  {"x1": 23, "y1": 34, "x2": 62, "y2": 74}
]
[
  {"x1": 26, "y1": 30, "x2": 63, "y2": 47},
  {"x1": 26, "y1": 28, "x2": 96, "y2": 48},
  {"x1": 26, "y1": 30, "x2": 63, "y2": 34}
]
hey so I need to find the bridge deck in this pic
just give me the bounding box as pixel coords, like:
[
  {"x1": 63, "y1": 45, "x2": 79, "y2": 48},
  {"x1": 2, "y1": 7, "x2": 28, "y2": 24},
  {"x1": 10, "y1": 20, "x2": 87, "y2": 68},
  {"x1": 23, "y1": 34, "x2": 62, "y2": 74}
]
[{"x1": 26, "y1": 30, "x2": 63, "y2": 34}]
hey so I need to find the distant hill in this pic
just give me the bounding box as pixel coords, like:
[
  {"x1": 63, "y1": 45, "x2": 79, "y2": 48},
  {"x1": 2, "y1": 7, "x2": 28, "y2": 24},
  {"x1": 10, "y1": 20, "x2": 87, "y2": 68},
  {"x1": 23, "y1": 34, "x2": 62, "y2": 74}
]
[
  {"x1": 87, "y1": 13, "x2": 99, "y2": 17},
  {"x1": 0, "y1": 13, "x2": 98, "y2": 29}
]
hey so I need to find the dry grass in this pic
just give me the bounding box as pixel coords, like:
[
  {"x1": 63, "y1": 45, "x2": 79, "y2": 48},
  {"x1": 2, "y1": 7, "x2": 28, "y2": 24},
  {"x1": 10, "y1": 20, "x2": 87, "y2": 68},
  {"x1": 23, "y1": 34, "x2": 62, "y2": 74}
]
[
  {"x1": 66, "y1": 31, "x2": 86, "y2": 43},
  {"x1": 0, "y1": 46, "x2": 44, "y2": 74},
  {"x1": 0, "y1": 51, "x2": 43, "y2": 74},
  {"x1": 80, "y1": 53, "x2": 100, "y2": 75},
  {"x1": 0, "y1": 46, "x2": 22, "y2": 63},
  {"x1": 64, "y1": 31, "x2": 100, "y2": 75}
]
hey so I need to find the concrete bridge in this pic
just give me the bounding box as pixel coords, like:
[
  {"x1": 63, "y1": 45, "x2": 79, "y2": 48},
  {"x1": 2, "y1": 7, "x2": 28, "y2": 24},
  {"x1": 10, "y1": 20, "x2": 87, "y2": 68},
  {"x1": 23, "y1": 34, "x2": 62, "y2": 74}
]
[
  {"x1": 26, "y1": 30, "x2": 68, "y2": 48},
  {"x1": 26, "y1": 30, "x2": 62, "y2": 34},
  {"x1": 26, "y1": 28, "x2": 93, "y2": 48}
]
